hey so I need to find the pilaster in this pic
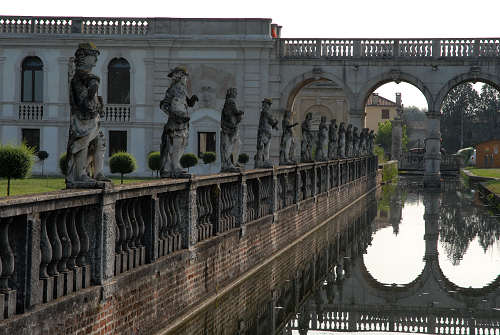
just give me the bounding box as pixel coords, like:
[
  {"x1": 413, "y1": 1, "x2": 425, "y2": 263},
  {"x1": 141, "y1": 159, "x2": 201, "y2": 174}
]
[{"x1": 424, "y1": 111, "x2": 441, "y2": 188}]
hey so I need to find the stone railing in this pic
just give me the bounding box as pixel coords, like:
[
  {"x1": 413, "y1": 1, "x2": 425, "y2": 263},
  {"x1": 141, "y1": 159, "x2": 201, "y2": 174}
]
[
  {"x1": 103, "y1": 104, "x2": 131, "y2": 122},
  {"x1": 18, "y1": 102, "x2": 44, "y2": 120},
  {"x1": 280, "y1": 38, "x2": 500, "y2": 58},
  {"x1": 398, "y1": 151, "x2": 458, "y2": 172},
  {"x1": 0, "y1": 156, "x2": 377, "y2": 321}
]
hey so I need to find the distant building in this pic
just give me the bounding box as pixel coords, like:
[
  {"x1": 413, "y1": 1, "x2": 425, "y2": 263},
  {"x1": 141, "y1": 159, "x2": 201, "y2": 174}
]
[
  {"x1": 475, "y1": 139, "x2": 500, "y2": 168},
  {"x1": 364, "y1": 92, "x2": 402, "y2": 132}
]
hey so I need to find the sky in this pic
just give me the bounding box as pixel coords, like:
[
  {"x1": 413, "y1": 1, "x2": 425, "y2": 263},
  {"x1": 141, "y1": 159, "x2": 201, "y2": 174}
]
[{"x1": 3, "y1": 0, "x2": 499, "y2": 110}]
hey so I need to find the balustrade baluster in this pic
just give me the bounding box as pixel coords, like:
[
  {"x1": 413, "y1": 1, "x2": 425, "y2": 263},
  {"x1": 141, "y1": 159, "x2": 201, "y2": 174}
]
[
  {"x1": 40, "y1": 213, "x2": 52, "y2": 278},
  {"x1": 116, "y1": 201, "x2": 126, "y2": 253},
  {"x1": 47, "y1": 211, "x2": 62, "y2": 276},
  {"x1": 135, "y1": 199, "x2": 145, "y2": 247},
  {"x1": 57, "y1": 209, "x2": 71, "y2": 274},
  {"x1": 128, "y1": 199, "x2": 137, "y2": 249},
  {"x1": 76, "y1": 208, "x2": 89, "y2": 267},
  {"x1": 0, "y1": 217, "x2": 14, "y2": 290},
  {"x1": 66, "y1": 210, "x2": 80, "y2": 270}
]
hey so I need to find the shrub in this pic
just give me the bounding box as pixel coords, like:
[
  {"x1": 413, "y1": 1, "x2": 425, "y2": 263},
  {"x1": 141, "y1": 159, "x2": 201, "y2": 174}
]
[
  {"x1": 180, "y1": 153, "x2": 198, "y2": 171},
  {"x1": 109, "y1": 152, "x2": 137, "y2": 184},
  {"x1": 374, "y1": 145, "x2": 386, "y2": 163},
  {"x1": 382, "y1": 161, "x2": 398, "y2": 183},
  {"x1": 238, "y1": 153, "x2": 249, "y2": 164},
  {"x1": 201, "y1": 151, "x2": 216, "y2": 164},
  {"x1": 59, "y1": 153, "x2": 68, "y2": 176},
  {"x1": 0, "y1": 143, "x2": 35, "y2": 196},
  {"x1": 37, "y1": 150, "x2": 49, "y2": 177},
  {"x1": 147, "y1": 151, "x2": 161, "y2": 176}
]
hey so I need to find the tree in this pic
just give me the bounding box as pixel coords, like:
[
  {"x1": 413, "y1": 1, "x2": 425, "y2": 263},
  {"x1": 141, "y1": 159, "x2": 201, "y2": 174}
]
[
  {"x1": 180, "y1": 153, "x2": 198, "y2": 172},
  {"x1": 375, "y1": 120, "x2": 392, "y2": 154},
  {"x1": 0, "y1": 144, "x2": 35, "y2": 196},
  {"x1": 147, "y1": 151, "x2": 161, "y2": 177},
  {"x1": 37, "y1": 150, "x2": 49, "y2": 177},
  {"x1": 109, "y1": 152, "x2": 137, "y2": 184},
  {"x1": 201, "y1": 151, "x2": 216, "y2": 164}
]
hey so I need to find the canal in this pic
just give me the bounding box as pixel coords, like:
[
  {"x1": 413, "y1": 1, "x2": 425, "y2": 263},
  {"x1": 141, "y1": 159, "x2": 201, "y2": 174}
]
[{"x1": 161, "y1": 176, "x2": 500, "y2": 335}]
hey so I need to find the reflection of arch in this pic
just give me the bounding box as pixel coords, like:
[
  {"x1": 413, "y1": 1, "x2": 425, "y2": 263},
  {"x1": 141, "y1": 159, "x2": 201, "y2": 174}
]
[
  {"x1": 280, "y1": 70, "x2": 354, "y2": 112},
  {"x1": 356, "y1": 71, "x2": 432, "y2": 111},
  {"x1": 434, "y1": 72, "x2": 500, "y2": 111}
]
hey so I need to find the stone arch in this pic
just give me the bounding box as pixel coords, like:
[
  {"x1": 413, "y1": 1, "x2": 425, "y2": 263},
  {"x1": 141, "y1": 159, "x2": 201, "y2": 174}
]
[
  {"x1": 356, "y1": 71, "x2": 433, "y2": 112},
  {"x1": 434, "y1": 72, "x2": 500, "y2": 111},
  {"x1": 279, "y1": 70, "x2": 355, "y2": 113}
]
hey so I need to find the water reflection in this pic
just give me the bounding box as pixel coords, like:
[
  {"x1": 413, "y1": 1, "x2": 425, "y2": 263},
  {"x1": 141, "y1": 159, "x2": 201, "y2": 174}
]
[{"x1": 167, "y1": 177, "x2": 500, "y2": 335}]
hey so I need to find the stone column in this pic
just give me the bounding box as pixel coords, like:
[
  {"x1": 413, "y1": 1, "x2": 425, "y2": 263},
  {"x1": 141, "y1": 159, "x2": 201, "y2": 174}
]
[
  {"x1": 391, "y1": 118, "x2": 402, "y2": 161},
  {"x1": 424, "y1": 111, "x2": 441, "y2": 188},
  {"x1": 423, "y1": 189, "x2": 440, "y2": 261}
]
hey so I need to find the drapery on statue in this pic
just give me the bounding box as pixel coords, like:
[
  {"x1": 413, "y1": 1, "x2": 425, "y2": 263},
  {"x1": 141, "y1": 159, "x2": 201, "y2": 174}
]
[
  {"x1": 66, "y1": 42, "x2": 110, "y2": 189},
  {"x1": 338, "y1": 122, "x2": 346, "y2": 159},
  {"x1": 353, "y1": 126, "x2": 360, "y2": 157},
  {"x1": 255, "y1": 98, "x2": 278, "y2": 168},
  {"x1": 159, "y1": 66, "x2": 198, "y2": 178},
  {"x1": 279, "y1": 109, "x2": 298, "y2": 165},
  {"x1": 301, "y1": 112, "x2": 314, "y2": 163},
  {"x1": 359, "y1": 128, "x2": 368, "y2": 156},
  {"x1": 345, "y1": 124, "x2": 353, "y2": 158},
  {"x1": 328, "y1": 119, "x2": 338, "y2": 160},
  {"x1": 316, "y1": 116, "x2": 329, "y2": 161},
  {"x1": 220, "y1": 88, "x2": 244, "y2": 172},
  {"x1": 368, "y1": 130, "x2": 375, "y2": 155}
]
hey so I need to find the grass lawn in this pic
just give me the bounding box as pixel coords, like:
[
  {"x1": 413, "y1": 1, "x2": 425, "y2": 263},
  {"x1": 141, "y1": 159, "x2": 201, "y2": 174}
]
[
  {"x1": 465, "y1": 167, "x2": 500, "y2": 179},
  {"x1": 485, "y1": 180, "x2": 500, "y2": 195},
  {"x1": 0, "y1": 176, "x2": 155, "y2": 197}
]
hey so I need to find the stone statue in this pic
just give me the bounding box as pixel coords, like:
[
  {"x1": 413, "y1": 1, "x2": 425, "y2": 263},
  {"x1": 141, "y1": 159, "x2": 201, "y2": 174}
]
[
  {"x1": 220, "y1": 88, "x2": 244, "y2": 172},
  {"x1": 328, "y1": 119, "x2": 338, "y2": 160},
  {"x1": 66, "y1": 42, "x2": 110, "y2": 188},
  {"x1": 369, "y1": 130, "x2": 375, "y2": 155},
  {"x1": 345, "y1": 124, "x2": 353, "y2": 158},
  {"x1": 255, "y1": 98, "x2": 278, "y2": 168},
  {"x1": 316, "y1": 116, "x2": 328, "y2": 161},
  {"x1": 159, "y1": 66, "x2": 198, "y2": 178},
  {"x1": 279, "y1": 110, "x2": 298, "y2": 165},
  {"x1": 353, "y1": 127, "x2": 360, "y2": 157},
  {"x1": 301, "y1": 112, "x2": 314, "y2": 163},
  {"x1": 360, "y1": 128, "x2": 368, "y2": 156},
  {"x1": 338, "y1": 122, "x2": 346, "y2": 159}
]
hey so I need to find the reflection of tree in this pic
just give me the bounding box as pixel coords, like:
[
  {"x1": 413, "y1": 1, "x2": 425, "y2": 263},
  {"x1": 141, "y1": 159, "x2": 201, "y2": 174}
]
[{"x1": 439, "y1": 189, "x2": 500, "y2": 265}]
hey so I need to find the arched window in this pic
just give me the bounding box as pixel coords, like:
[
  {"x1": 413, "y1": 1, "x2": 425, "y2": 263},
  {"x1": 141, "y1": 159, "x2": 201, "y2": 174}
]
[
  {"x1": 108, "y1": 58, "x2": 130, "y2": 104},
  {"x1": 21, "y1": 57, "x2": 43, "y2": 102}
]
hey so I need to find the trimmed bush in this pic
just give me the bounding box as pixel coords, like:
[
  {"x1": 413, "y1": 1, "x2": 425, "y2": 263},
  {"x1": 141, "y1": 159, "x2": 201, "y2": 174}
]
[
  {"x1": 201, "y1": 151, "x2": 216, "y2": 164},
  {"x1": 109, "y1": 152, "x2": 137, "y2": 184},
  {"x1": 0, "y1": 143, "x2": 35, "y2": 196},
  {"x1": 37, "y1": 150, "x2": 49, "y2": 176},
  {"x1": 59, "y1": 153, "x2": 68, "y2": 176},
  {"x1": 147, "y1": 151, "x2": 161, "y2": 176},
  {"x1": 180, "y1": 153, "x2": 198, "y2": 171},
  {"x1": 238, "y1": 153, "x2": 249, "y2": 164}
]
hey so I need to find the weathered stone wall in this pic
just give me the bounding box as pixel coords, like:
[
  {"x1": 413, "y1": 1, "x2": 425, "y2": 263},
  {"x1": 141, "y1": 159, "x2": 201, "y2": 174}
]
[{"x1": 0, "y1": 157, "x2": 379, "y2": 335}]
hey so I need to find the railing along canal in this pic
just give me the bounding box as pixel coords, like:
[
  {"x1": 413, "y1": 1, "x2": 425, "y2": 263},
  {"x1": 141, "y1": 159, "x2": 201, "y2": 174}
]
[{"x1": 0, "y1": 155, "x2": 377, "y2": 321}]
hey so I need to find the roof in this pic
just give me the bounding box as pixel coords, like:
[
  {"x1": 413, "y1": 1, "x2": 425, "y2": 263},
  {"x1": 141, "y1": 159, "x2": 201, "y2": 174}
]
[{"x1": 366, "y1": 93, "x2": 397, "y2": 106}]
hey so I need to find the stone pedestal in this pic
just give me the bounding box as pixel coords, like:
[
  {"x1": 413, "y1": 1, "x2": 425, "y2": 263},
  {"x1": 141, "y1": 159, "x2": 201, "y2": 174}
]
[
  {"x1": 391, "y1": 118, "x2": 402, "y2": 161},
  {"x1": 40, "y1": 277, "x2": 54, "y2": 303},
  {"x1": 73, "y1": 267, "x2": 83, "y2": 291},
  {"x1": 1, "y1": 289, "x2": 16, "y2": 319},
  {"x1": 424, "y1": 112, "x2": 441, "y2": 188},
  {"x1": 62, "y1": 271, "x2": 74, "y2": 295},
  {"x1": 53, "y1": 274, "x2": 64, "y2": 299}
]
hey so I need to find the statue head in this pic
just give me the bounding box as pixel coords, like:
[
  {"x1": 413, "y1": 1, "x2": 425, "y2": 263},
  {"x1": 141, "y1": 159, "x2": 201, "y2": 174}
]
[
  {"x1": 305, "y1": 112, "x2": 312, "y2": 121},
  {"x1": 331, "y1": 119, "x2": 337, "y2": 126},
  {"x1": 226, "y1": 87, "x2": 237, "y2": 99},
  {"x1": 74, "y1": 42, "x2": 100, "y2": 72},
  {"x1": 354, "y1": 126, "x2": 358, "y2": 134},
  {"x1": 320, "y1": 116, "x2": 327, "y2": 123},
  {"x1": 168, "y1": 66, "x2": 189, "y2": 84},
  {"x1": 262, "y1": 98, "x2": 272, "y2": 111}
]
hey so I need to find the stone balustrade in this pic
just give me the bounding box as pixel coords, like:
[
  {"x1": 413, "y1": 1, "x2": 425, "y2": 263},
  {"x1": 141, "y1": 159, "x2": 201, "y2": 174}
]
[
  {"x1": 18, "y1": 102, "x2": 44, "y2": 120},
  {"x1": 280, "y1": 38, "x2": 500, "y2": 58},
  {"x1": 103, "y1": 104, "x2": 131, "y2": 122},
  {"x1": 0, "y1": 155, "x2": 376, "y2": 323}
]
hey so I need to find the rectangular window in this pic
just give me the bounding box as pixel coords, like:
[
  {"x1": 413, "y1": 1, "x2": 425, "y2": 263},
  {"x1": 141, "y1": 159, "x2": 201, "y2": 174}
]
[
  {"x1": 109, "y1": 130, "x2": 127, "y2": 156},
  {"x1": 381, "y1": 109, "x2": 390, "y2": 119},
  {"x1": 22, "y1": 128, "x2": 40, "y2": 152},
  {"x1": 198, "y1": 132, "x2": 216, "y2": 157}
]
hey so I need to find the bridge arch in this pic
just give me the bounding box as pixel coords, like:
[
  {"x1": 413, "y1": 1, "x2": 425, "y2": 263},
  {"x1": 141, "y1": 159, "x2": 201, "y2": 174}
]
[
  {"x1": 279, "y1": 70, "x2": 355, "y2": 113},
  {"x1": 356, "y1": 71, "x2": 433, "y2": 112},
  {"x1": 434, "y1": 72, "x2": 500, "y2": 111}
]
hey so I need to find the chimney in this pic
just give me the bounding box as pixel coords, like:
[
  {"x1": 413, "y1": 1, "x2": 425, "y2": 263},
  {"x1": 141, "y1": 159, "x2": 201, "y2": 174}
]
[
  {"x1": 372, "y1": 93, "x2": 379, "y2": 105},
  {"x1": 396, "y1": 92, "x2": 402, "y2": 107}
]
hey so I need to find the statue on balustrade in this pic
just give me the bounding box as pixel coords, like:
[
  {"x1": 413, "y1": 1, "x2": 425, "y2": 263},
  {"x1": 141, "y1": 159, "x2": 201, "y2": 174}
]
[
  {"x1": 345, "y1": 124, "x2": 353, "y2": 157},
  {"x1": 360, "y1": 128, "x2": 368, "y2": 156},
  {"x1": 353, "y1": 126, "x2": 360, "y2": 157},
  {"x1": 369, "y1": 130, "x2": 375, "y2": 155},
  {"x1": 301, "y1": 112, "x2": 314, "y2": 163},
  {"x1": 279, "y1": 109, "x2": 298, "y2": 165},
  {"x1": 328, "y1": 119, "x2": 338, "y2": 160},
  {"x1": 338, "y1": 122, "x2": 346, "y2": 158},
  {"x1": 220, "y1": 88, "x2": 244, "y2": 172},
  {"x1": 66, "y1": 42, "x2": 110, "y2": 189},
  {"x1": 255, "y1": 98, "x2": 278, "y2": 168},
  {"x1": 159, "y1": 66, "x2": 198, "y2": 178},
  {"x1": 316, "y1": 116, "x2": 329, "y2": 161}
]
